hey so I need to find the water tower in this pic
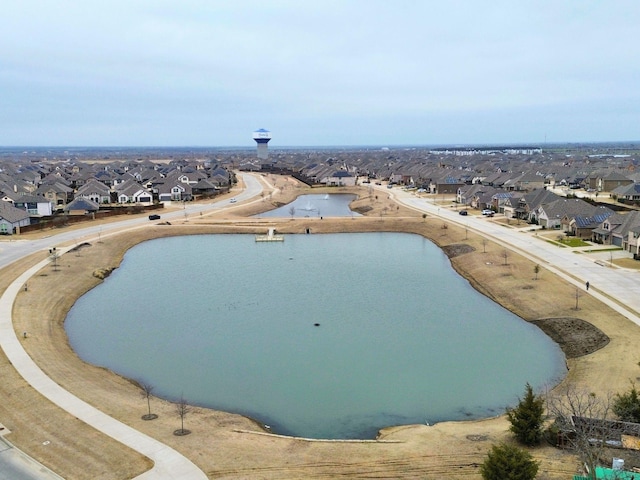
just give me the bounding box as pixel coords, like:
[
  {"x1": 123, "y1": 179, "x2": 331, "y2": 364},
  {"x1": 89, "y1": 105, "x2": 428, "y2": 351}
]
[{"x1": 253, "y1": 128, "x2": 271, "y2": 159}]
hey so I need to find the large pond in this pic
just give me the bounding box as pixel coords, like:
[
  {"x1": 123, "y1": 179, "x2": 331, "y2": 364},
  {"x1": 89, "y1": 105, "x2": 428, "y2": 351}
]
[
  {"x1": 65, "y1": 233, "x2": 566, "y2": 439},
  {"x1": 254, "y1": 193, "x2": 361, "y2": 218}
]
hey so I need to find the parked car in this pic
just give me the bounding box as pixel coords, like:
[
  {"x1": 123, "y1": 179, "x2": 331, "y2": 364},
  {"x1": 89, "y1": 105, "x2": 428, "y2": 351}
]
[
  {"x1": 481, "y1": 209, "x2": 494, "y2": 216},
  {"x1": 230, "y1": 198, "x2": 237, "y2": 203},
  {"x1": 459, "y1": 210, "x2": 468, "y2": 216},
  {"x1": 148, "y1": 214, "x2": 161, "y2": 220}
]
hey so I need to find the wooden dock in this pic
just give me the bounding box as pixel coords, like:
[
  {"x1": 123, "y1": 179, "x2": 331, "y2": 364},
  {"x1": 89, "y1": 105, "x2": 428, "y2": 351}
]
[{"x1": 255, "y1": 228, "x2": 284, "y2": 242}]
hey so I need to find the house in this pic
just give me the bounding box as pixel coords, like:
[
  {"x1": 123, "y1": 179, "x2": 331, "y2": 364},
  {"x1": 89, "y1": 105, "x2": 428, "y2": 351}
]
[
  {"x1": 457, "y1": 184, "x2": 499, "y2": 207},
  {"x1": 63, "y1": 197, "x2": 100, "y2": 215},
  {"x1": 0, "y1": 201, "x2": 30, "y2": 234},
  {"x1": 506, "y1": 189, "x2": 560, "y2": 222},
  {"x1": 114, "y1": 180, "x2": 154, "y2": 204},
  {"x1": 35, "y1": 182, "x2": 73, "y2": 209},
  {"x1": 191, "y1": 179, "x2": 220, "y2": 197},
  {"x1": 592, "y1": 211, "x2": 640, "y2": 247},
  {"x1": 208, "y1": 167, "x2": 231, "y2": 187},
  {"x1": 503, "y1": 172, "x2": 545, "y2": 191},
  {"x1": 627, "y1": 225, "x2": 640, "y2": 259},
  {"x1": 10, "y1": 194, "x2": 53, "y2": 218},
  {"x1": 565, "y1": 210, "x2": 614, "y2": 239},
  {"x1": 536, "y1": 198, "x2": 610, "y2": 230},
  {"x1": 429, "y1": 174, "x2": 465, "y2": 194},
  {"x1": 611, "y1": 183, "x2": 640, "y2": 204},
  {"x1": 322, "y1": 171, "x2": 356, "y2": 187},
  {"x1": 75, "y1": 179, "x2": 112, "y2": 204},
  {"x1": 491, "y1": 192, "x2": 518, "y2": 213},
  {"x1": 598, "y1": 171, "x2": 633, "y2": 192},
  {"x1": 157, "y1": 182, "x2": 192, "y2": 202}
]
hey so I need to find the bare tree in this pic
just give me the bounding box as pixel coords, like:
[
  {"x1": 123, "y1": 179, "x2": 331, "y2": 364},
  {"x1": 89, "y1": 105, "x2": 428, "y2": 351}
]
[
  {"x1": 534, "y1": 264, "x2": 540, "y2": 280},
  {"x1": 288, "y1": 206, "x2": 296, "y2": 219},
  {"x1": 140, "y1": 382, "x2": 157, "y2": 420},
  {"x1": 547, "y1": 386, "x2": 620, "y2": 479},
  {"x1": 482, "y1": 238, "x2": 488, "y2": 253},
  {"x1": 49, "y1": 248, "x2": 60, "y2": 271},
  {"x1": 174, "y1": 395, "x2": 191, "y2": 436},
  {"x1": 574, "y1": 287, "x2": 581, "y2": 310},
  {"x1": 501, "y1": 249, "x2": 509, "y2": 265}
]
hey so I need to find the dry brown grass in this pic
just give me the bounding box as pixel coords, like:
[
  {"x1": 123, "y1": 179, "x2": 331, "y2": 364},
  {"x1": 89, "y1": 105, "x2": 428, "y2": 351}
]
[{"x1": 2, "y1": 179, "x2": 640, "y2": 479}]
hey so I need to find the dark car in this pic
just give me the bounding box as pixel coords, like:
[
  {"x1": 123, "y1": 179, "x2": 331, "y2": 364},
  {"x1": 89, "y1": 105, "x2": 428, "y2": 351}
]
[
  {"x1": 148, "y1": 214, "x2": 161, "y2": 220},
  {"x1": 459, "y1": 210, "x2": 468, "y2": 216}
]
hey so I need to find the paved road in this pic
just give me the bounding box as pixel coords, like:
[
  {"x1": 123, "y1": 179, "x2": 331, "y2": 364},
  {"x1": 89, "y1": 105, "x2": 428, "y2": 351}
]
[
  {"x1": 383, "y1": 186, "x2": 640, "y2": 327},
  {"x1": 0, "y1": 436, "x2": 62, "y2": 480},
  {"x1": 5, "y1": 176, "x2": 636, "y2": 479},
  {"x1": 0, "y1": 174, "x2": 264, "y2": 480},
  {"x1": 0, "y1": 173, "x2": 264, "y2": 270}
]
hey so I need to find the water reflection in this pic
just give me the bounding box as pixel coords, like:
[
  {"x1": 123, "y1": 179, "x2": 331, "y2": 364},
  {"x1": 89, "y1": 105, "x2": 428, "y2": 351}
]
[{"x1": 255, "y1": 193, "x2": 360, "y2": 218}]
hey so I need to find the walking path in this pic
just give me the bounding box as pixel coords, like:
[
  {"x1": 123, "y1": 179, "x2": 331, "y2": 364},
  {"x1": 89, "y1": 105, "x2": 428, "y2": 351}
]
[
  {"x1": 2, "y1": 177, "x2": 638, "y2": 479},
  {"x1": 0, "y1": 173, "x2": 269, "y2": 479},
  {"x1": 0, "y1": 249, "x2": 208, "y2": 479},
  {"x1": 384, "y1": 187, "x2": 640, "y2": 328}
]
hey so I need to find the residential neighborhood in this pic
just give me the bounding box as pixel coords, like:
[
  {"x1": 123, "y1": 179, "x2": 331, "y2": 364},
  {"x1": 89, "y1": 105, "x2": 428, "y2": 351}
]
[{"x1": 3, "y1": 145, "x2": 640, "y2": 258}]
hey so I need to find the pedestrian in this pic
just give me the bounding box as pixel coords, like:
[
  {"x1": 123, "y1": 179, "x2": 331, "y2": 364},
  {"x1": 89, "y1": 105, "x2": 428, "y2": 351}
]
[{"x1": 586, "y1": 281, "x2": 590, "y2": 291}]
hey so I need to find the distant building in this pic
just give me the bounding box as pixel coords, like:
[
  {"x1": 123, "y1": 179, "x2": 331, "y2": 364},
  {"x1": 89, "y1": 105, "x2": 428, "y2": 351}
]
[{"x1": 253, "y1": 129, "x2": 272, "y2": 159}]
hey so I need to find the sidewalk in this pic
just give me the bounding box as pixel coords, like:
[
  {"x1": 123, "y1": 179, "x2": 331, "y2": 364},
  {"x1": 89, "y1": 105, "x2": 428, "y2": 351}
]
[
  {"x1": 0, "y1": 254, "x2": 210, "y2": 480},
  {"x1": 389, "y1": 189, "x2": 640, "y2": 327}
]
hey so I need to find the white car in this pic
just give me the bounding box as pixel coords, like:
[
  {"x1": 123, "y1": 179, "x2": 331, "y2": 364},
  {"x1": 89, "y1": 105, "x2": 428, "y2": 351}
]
[
  {"x1": 230, "y1": 198, "x2": 237, "y2": 203},
  {"x1": 481, "y1": 209, "x2": 494, "y2": 216}
]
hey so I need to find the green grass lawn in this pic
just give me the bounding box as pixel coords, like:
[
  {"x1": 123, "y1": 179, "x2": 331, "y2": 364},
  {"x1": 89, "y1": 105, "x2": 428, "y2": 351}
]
[{"x1": 558, "y1": 237, "x2": 591, "y2": 247}]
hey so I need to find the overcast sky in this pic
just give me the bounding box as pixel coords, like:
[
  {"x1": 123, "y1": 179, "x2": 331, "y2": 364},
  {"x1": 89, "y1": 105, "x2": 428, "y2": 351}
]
[{"x1": 1, "y1": 1, "x2": 638, "y2": 147}]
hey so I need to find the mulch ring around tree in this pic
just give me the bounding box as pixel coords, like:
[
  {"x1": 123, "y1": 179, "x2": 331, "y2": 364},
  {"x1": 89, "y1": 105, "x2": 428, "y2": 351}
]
[{"x1": 531, "y1": 317, "x2": 610, "y2": 358}]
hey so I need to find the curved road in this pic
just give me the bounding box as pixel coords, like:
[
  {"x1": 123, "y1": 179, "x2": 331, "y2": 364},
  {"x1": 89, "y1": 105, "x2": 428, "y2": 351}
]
[
  {"x1": 0, "y1": 174, "x2": 264, "y2": 480},
  {"x1": 3, "y1": 176, "x2": 639, "y2": 478},
  {"x1": 381, "y1": 185, "x2": 640, "y2": 327}
]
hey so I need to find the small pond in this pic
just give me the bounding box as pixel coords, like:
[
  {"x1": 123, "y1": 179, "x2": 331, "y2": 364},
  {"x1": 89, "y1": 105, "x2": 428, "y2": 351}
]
[{"x1": 254, "y1": 193, "x2": 360, "y2": 218}]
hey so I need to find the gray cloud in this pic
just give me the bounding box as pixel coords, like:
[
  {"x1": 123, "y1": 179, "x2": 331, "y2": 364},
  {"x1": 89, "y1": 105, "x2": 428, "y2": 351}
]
[{"x1": 1, "y1": 0, "x2": 638, "y2": 146}]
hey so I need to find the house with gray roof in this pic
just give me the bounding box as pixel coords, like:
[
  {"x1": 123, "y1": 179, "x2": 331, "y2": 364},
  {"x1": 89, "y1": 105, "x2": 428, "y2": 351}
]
[
  {"x1": 35, "y1": 182, "x2": 73, "y2": 209},
  {"x1": 611, "y1": 183, "x2": 640, "y2": 204},
  {"x1": 537, "y1": 198, "x2": 611, "y2": 230},
  {"x1": 322, "y1": 171, "x2": 356, "y2": 187},
  {"x1": 592, "y1": 211, "x2": 640, "y2": 247},
  {"x1": 599, "y1": 171, "x2": 633, "y2": 192},
  {"x1": 63, "y1": 197, "x2": 100, "y2": 215},
  {"x1": 504, "y1": 189, "x2": 560, "y2": 222},
  {"x1": 627, "y1": 224, "x2": 640, "y2": 259},
  {"x1": 0, "y1": 200, "x2": 30, "y2": 234},
  {"x1": 157, "y1": 181, "x2": 192, "y2": 202},
  {"x1": 191, "y1": 179, "x2": 220, "y2": 197},
  {"x1": 565, "y1": 210, "x2": 614, "y2": 239},
  {"x1": 9, "y1": 194, "x2": 53, "y2": 218},
  {"x1": 76, "y1": 179, "x2": 112, "y2": 204},
  {"x1": 114, "y1": 179, "x2": 154, "y2": 204}
]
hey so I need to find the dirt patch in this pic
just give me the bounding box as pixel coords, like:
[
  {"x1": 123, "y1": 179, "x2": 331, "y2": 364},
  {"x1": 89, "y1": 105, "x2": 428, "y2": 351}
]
[
  {"x1": 532, "y1": 317, "x2": 610, "y2": 359},
  {"x1": 442, "y1": 243, "x2": 476, "y2": 258}
]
